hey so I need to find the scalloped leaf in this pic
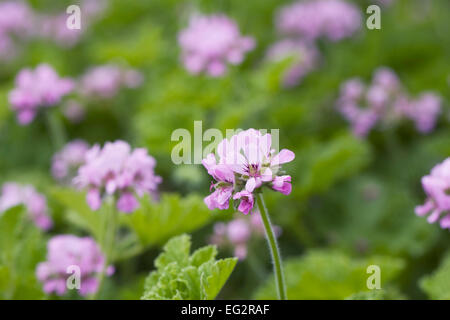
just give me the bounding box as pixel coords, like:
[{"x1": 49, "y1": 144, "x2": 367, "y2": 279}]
[
  {"x1": 142, "y1": 234, "x2": 237, "y2": 300},
  {"x1": 420, "y1": 251, "x2": 450, "y2": 299}
]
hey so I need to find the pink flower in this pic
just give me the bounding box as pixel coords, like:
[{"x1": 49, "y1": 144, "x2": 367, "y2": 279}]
[
  {"x1": 202, "y1": 154, "x2": 235, "y2": 210},
  {"x1": 79, "y1": 65, "x2": 143, "y2": 99},
  {"x1": 62, "y1": 100, "x2": 86, "y2": 123},
  {"x1": 272, "y1": 175, "x2": 292, "y2": 195},
  {"x1": 36, "y1": 235, "x2": 113, "y2": 296},
  {"x1": 416, "y1": 159, "x2": 450, "y2": 229},
  {"x1": 401, "y1": 92, "x2": 441, "y2": 134},
  {"x1": 178, "y1": 14, "x2": 255, "y2": 77},
  {"x1": 36, "y1": 0, "x2": 107, "y2": 48},
  {"x1": 202, "y1": 129, "x2": 295, "y2": 214},
  {"x1": 8, "y1": 64, "x2": 74, "y2": 125},
  {"x1": 276, "y1": 0, "x2": 361, "y2": 42},
  {"x1": 266, "y1": 39, "x2": 319, "y2": 88},
  {"x1": 74, "y1": 140, "x2": 162, "y2": 213},
  {"x1": 337, "y1": 67, "x2": 441, "y2": 137},
  {"x1": 0, "y1": 183, "x2": 52, "y2": 230},
  {"x1": 52, "y1": 140, "x2": 90, "y2": 183},
  {"x1": 210, "y1": 211, "x2": 281, "y2": 260},
  {"x1": 0, "y1": 1, "x2": 33, "y2": 35},
  {"x1": 233, "y1": 191, "x2": 254, "y2": 215}
]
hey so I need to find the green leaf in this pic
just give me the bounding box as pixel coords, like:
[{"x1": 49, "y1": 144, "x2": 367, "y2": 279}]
[
  {"x1": 297, "y1": 133, "x2": 371, "y2": 198},
  {"x1": 200, "y1": 258, "x2": 238, "y2": 300},
  {"x1": 345, "y1": 288, "x2": 405, "y2": 300},
  {"x1": 189, "y1": 246, "x2": 218, "y2": 268},
  {"x1": 123, "y1": 193, "x2": 213, "y2": 248},
  {"x1": 142, "y1": 234, "x2": 237, "y2": 300},
  {"x1": 254, "y1": 250, "x2": 404, "y2": 300},
  {"x1": 420, "y1": 251, "x2": 450, "y2": 299},
  {"x1": 51, "y1": 188, "x2": 103, "y2": 240}
]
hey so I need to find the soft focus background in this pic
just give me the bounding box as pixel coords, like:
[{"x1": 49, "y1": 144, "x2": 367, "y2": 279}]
[{"x1": 1, "y1": 0, "x2": 450, "y2": 300}]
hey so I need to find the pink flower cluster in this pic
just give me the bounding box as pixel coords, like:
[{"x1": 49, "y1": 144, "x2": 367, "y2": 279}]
[
  {"x1": 276, "y1": 0, "x2": 362, "y2": 42},
  {"x1": 337, "y1": 67, "x2": 442, "y2": 137},
  {"x1": 265, "y1": 39, "x2": 319, "y2": 88},
  {"x1": 0, "y1": 0, "x2": 106, "y2": 59},
  {"x1": 37, "y1": 0, "x2": 106, "y2": 48},
  {"x1": 210, "y1": 211, "x2": 281, "y2": 260},
  {"x1": 178, "y1": 14, "x2": 255, "y2": 77},
  {"x1": 36, "y1": 235, "x2": 113, "y2": 296},
  {"x1": 415, "y1": 158, "x2": 450, "y2": 229},
  {"x1": 0, "y1": 1, "x2": 33, "y2": 60},
  {"x1": 8, "y1": 64, "x2": 74, "y2": 125},
  {"x1": 52, "y1": 140, "x2": 90, "y2": 183},
  {"x1": 202, "y1": 129, "x2": 295, "y2": 215},
  {"x1": 74, "y1": 141, "x2": 162, "y2": 213},
  {"x1": 0, "y1": 182, "x2": 52, "y2": 230},
  {"x1": 79, "y1": 65, "x2": 143, "y2": 99}
]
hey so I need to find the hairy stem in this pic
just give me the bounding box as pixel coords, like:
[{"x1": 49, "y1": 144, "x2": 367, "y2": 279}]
[
  {"x1": 45, "y1": 110, "x2": 66, "y2": 150},
  {"x1": 256, "y1": 192, "x2": 287, "y2": 300},
  {"x1": 95, "y1": 198, "x2": 117, "y2": 299}
]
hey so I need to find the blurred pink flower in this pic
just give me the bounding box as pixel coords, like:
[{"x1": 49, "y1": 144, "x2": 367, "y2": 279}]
[
  {"x1": 210, "y1": 211, "x2": 281, "y2": 260},
  {"x1": 266, "y1": 39, "x2": 319, "y2": 87},
  {"x1": 62, "y1": 100, "x2": 86, "y2": 123},
  {"x1": 276, "y1": 0, "x2": 361, "y2": 42},
  {"x1": 178, "y1": 14, "x2": 255, "y2": 77},
  {"x1": 416, "y1": 158, "x2": 450, "y2": 229},
  {"x1": 400, "y1": 92, "x2": 441, "y2": 134},
  {"x1": 0, "y1": 0, "x2": 33, "y2": 60},
  {"x1": 36, "y1": 0, "x2": 107, "y2": 48},
  {"x1": 52, "y1": 140, "x2": 90, "y2": 183},
  {"x1": 337, "y1": 67, "x2": 441, "y2": 137},
  {"x1": 0, "y1": 182, "x2": 52, "y2": 230},
  {"x1": 79, "y1": 65, "x2": 143, "y2": 99},
  {"x1": 74, "y1": 140, "x2": 161, "y2": 213},
  {"x1": 36, "y1": 235, "x2": 113, "y2": 296},
  {"x1": 8, "y1": 64, "x2": 74, "y2": 125}
]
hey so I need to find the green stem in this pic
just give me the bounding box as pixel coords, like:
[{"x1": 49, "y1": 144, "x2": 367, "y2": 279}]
[
  {"x1": 94, "y1": 198, "x2": 117, "y2": 299},
  {"x1": 256, "y1": 192, "x2": 287, "y2": 300},
  {"x1": 45, "y1": 110, "x2": 66, "y2": 150}
]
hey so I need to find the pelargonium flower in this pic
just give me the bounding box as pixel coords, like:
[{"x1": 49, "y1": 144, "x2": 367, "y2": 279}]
[
  {"x1": 337, "y1": 67, "x2": 441, "y2": 137},
  {"x1": 415, "y1": 158, "x2": 450, "y2": 229},
  {"x1": 0, "y1": 1, "x2": 33, "y2": 35},
  {"x1": 79, "y1": 65, "x2": 143, "y2": 99},
  {"x1": 52, "y1": 140, "x2": 90, "y2": 183},
  {"x1": 36, "y1": 0, "x2": 107, "y2": 48},
  {"x1": 265, "y1": 39, "x2": 319, "y2": 88},
  {"x1": 210, "y1": 211, "x2": 281, "y2": 260},
  {"x1": 0, "y1": 0, "x2": 33, "y2": 60},
  {"x1": 62, "y1": 99, "x2": 86, "y2": 123},
  {"x1": 276, "y1": 0, "x2": 362, "y2": 42},
  {"x1": 74, "y1": 140, "x2": 162, "y2": 213},
  {"x1": 0, "y1": 182, "x2": 52, "y2": 230},
  {"x1": 36, "y1": 235, "x2": 113, "y2": 296},
  {"x1": 8, "y1": 64, "x2": 74, "y2": 125},
  {"x1": 178, "y1": 14, "x2": 255, "y2": 77},
  {"x1": 202, "y1": 129, "x2": 295, "y2": 214},
  {"x1": 400, "y1": 92, "x2": 441, "y2": 134}
]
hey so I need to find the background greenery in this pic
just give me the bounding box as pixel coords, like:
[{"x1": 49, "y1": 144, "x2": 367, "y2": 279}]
[{"x1": 0, "y1": 0, "x2": 449, "y2": 299}]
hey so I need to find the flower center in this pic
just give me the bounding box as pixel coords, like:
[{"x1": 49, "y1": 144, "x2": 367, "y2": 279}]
[{"x1": 247, "y1": 163, "x2": 260, "y2": 176}]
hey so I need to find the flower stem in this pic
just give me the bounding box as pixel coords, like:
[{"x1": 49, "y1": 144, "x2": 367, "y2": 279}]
[
  {"x1": 45, "y1": 110, "x2": 66, "y2": 150},
  {"x1": 256, "y1": 192, "x2": 287, "y2": 300},
  {"x1": 95, "y1": 198, "x2": 117, "y2": 299}
]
